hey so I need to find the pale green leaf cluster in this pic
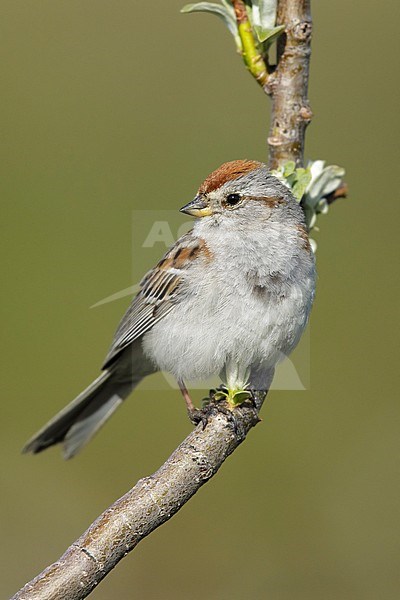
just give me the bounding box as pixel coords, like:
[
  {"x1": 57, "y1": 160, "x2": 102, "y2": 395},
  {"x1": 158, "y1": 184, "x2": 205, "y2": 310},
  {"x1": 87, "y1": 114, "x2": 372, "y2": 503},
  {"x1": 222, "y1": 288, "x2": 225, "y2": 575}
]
[
  {"x1": 213, "y1": 387, "x2": 253, "y2": 405},
  {"x1": 181, "y1": 0, "x2": 284, "y2": 52},
  {"x1": 303, "y1": 160, "x2": 345, "y2": 227},
  {"x1": 274, "y1": 161, "x2": 312, "y2": 202},
  {"x1": 272, "y1": 160, "x2": 346, "y2": 252}
]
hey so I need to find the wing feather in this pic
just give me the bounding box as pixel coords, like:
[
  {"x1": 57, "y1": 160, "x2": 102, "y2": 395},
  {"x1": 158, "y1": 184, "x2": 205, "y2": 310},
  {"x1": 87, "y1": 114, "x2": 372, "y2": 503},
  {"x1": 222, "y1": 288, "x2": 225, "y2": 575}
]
[{"x1": 102, "y1": 232, "x2": 205, "y2": 368}]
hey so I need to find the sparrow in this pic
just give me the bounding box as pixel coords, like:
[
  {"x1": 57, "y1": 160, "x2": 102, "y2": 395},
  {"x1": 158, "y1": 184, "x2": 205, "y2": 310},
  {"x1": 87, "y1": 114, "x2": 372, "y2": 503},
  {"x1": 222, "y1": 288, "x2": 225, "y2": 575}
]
[{"x1": 23, "y1": 160, "x2": 316, "y2": 459}]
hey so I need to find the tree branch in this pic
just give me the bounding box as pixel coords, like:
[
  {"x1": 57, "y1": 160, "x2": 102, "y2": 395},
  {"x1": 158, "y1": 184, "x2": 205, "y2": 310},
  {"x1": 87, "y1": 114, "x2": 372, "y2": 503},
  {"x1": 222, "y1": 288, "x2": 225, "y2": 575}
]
[
  {"x1": 267, "y1": 0, "x2": 312, "y2": 169},
  {"x1": 12, "y1": 397, "x2": 264, "y2": 599}
]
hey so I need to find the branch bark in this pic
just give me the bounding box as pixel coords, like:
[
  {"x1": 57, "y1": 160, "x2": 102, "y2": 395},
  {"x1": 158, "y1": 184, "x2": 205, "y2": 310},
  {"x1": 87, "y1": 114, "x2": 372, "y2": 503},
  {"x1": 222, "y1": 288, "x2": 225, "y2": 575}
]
[
  {"x1": 267, "y1": 0, "x2": 312, "y2": 169},
  {"x1": 12, "y1": 2, "x2": 314, "y2": 598},
  {"x1": 11, "y1": 397, "x2": 264, "y2": 600}
]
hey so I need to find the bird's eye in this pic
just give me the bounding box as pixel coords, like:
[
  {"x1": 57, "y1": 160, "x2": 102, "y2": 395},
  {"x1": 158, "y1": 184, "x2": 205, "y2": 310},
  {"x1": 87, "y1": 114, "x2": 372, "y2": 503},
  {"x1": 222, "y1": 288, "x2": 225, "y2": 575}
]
[{"x1": 225, "y1": 193, "x2": 242, "y2": 207}]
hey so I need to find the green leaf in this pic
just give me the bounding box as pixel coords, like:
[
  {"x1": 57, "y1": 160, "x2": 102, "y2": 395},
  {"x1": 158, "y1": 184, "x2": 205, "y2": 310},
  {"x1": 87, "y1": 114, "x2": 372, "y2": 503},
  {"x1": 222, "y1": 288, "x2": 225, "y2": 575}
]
[
  {"x1": 254, "y1": 24, "x2": 284, "y2": 44},
  {"x1": 252, "y1": 0, "x2": 278, "y2": 30},
  {"x1": 230, "y1": 390, "x2": 252, "y2": 405},
  {"x1": 283, "y1": 161, "x2": 296, "y2": 177},
  {"x1": 292, "y1": 168, "x2": 312, "y2": 201},
  {"x1": 250, "y1": 1, "x2": 284, "y2": 44},
  {"x1": 181, "y1": 2, "x2": 241, "y2": 49},
  {"x1": 213, "y1": 390, "x2": 228, "y2": 402}
]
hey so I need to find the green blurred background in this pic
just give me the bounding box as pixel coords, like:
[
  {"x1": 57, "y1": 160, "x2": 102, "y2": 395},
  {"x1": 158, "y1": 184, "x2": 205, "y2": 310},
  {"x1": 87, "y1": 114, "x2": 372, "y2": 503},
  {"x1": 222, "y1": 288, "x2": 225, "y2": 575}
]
[{"x1": 1, "y1": 1, "x2": 399, "y2": 598}]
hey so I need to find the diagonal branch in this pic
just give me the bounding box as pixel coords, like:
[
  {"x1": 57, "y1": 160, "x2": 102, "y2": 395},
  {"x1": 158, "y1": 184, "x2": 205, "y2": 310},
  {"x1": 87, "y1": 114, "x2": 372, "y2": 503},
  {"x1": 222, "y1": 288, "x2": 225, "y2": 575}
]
[{"x1": 11, "y1": 397, "x2": 265, "y2": 600}]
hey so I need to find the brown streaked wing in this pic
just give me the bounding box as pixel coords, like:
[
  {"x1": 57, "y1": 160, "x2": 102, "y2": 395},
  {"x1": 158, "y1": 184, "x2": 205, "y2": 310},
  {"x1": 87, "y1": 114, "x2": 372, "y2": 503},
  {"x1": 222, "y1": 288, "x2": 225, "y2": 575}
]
[{"x1": 102, "y1": 233, "x2": 198, "y2": 369}]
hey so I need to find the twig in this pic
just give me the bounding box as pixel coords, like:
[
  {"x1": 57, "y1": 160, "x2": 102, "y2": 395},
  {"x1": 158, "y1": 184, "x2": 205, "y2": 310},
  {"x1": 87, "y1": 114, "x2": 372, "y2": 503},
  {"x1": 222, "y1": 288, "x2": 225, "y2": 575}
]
[
  {"x1": 232, "y1": 0, "x2": 269, "y2": 86},
  {"x1": 11, "y1": 397, "x2": 265, "y2": 599}
]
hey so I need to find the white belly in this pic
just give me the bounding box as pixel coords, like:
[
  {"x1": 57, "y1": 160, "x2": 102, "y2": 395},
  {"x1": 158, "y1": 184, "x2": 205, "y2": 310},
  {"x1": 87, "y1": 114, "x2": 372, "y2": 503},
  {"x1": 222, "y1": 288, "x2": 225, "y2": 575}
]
[{"x1": 142, "y1": 268, "x2": 313, "y2": 389}]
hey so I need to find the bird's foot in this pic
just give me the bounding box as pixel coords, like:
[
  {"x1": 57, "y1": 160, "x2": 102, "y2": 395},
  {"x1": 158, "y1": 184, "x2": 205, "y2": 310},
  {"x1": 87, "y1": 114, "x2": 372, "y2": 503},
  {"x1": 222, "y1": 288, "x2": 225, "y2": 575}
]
[
  {"x1": 188, "y1": 399, "x2": 239, "y2": 434},
  {"x1": 187, "y1": 386, "x2": 251, "y2": 435},
  {"x1": 185, "y1": 384, "x2": 260, "y2": 440}
]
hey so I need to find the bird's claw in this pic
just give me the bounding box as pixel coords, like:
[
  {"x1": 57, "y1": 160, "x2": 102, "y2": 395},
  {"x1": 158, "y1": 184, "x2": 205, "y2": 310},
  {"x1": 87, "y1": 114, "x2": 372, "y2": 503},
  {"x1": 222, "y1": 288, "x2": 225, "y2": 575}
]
[
  {"x1": 188, "y1": 385, "x2": 252, "y2": 437},
  {"x1": 187, "y1": 406, "x2": 210, "y2": 429}
]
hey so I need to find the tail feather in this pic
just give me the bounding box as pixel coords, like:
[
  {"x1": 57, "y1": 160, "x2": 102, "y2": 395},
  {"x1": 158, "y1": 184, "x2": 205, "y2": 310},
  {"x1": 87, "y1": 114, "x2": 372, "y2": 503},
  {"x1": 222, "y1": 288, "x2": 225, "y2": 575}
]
[
  {"x1": 22, "y1": 371, "x2": 135, "y2": 458},
  {"x1": 62, "y1": 392, "x2": 126, "y2": 459}
]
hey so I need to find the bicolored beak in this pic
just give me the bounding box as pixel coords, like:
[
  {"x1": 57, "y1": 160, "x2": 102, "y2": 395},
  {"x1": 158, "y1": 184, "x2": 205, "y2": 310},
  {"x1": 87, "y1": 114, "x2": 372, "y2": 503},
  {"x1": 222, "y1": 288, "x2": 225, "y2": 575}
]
[{"x1": 180, "y1": 195, "x2": 212, "y2": 217}]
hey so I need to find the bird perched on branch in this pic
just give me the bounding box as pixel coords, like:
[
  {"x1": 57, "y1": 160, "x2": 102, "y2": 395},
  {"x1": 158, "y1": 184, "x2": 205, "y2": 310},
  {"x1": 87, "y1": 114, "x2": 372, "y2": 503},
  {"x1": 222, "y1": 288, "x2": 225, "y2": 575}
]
[{"x1": 23, "y1": 160, "x2": 316, "y2": 459}]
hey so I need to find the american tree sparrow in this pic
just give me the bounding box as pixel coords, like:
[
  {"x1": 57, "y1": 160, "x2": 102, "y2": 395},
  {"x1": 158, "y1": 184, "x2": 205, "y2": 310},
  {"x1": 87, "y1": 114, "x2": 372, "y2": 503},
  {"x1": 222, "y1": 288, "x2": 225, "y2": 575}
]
[{"x1": 24, "y1": 160, "x2": 316, "y2": 458}]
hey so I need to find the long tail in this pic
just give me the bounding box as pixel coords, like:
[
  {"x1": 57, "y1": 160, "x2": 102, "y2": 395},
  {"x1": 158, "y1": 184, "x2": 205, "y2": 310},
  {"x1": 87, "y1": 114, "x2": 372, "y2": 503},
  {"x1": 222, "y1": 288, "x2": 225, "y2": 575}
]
[{"x1": 23, "y1": 370, "x2": 139, "y2": 459}]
